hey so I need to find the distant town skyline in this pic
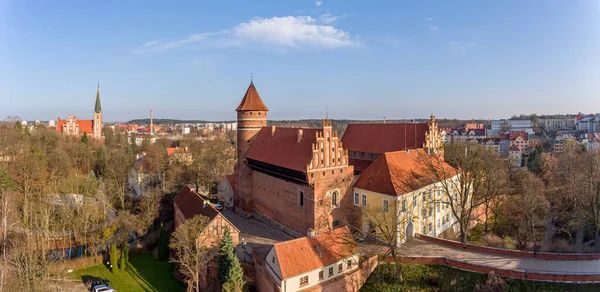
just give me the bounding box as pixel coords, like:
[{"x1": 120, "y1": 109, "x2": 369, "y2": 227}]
[{"x1": 2, "y1": 1, "x2": 599, "y2": 122}]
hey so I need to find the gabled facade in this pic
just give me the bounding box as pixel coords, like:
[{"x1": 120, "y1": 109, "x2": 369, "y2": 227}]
[
  {"x1": 57, "y1": 84, "x2": 103, "y2": 139},
  {"x1": 217, "y1": 175, "x2": 235, "y2": 208}
]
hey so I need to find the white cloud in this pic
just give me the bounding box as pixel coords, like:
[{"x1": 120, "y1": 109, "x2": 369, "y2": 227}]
[
  {"x1": 320, "y1": 13, "x2": 337, "y2": 24},
  {"x1": 133, "y1": 16, "x2": 357, "y2": 53},
  {"x1": 315, "y1": 1, "x2": 323, "y2": 7}
]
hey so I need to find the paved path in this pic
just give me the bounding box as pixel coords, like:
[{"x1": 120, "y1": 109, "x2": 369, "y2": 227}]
[{"x1": 402, "y1": 238, "x2": 600, "y2": 274}]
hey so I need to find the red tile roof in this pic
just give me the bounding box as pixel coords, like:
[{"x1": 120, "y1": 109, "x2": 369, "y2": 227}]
[
  {"x1": 167, "y1": 147, "x2": 186, "y2": 156},
  {"x1": 500, "y1": 132, "x2": 528, "y2": 141},
  {"x1": 354, "y1": 148, "x2": 456, "y2": 196},
  {"x1": 246, "y1": 127, "x2": 318, "y2": 172},
  {"x1": 348, "y1": 158, "x2": 375, "y2": 173},
  {"x1": 56, "y1": 119, "x2": 94, "y2": 134},
  {"x1": 174, "y1": 185, "x2": 219, "y2": 221},
  {"x1": 341, "y1": 123, "x2": 429, "y2": 154},
  {"x1": 273, "y1": 227, "x2": 358, "y2": 279},
  {"x1": 236, "y1": 82, "x2": 269, "y2": 112},
  {"x1": 225, "y1": 175, "x2": 235, "y2": 193}
]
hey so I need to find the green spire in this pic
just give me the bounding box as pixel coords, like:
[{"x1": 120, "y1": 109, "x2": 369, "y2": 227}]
[{"x1": 94, "y1": 82, "x2": 102, "y2": 113}]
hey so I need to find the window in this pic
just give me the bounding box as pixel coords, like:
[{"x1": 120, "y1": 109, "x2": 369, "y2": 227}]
[
  {"x1": 428, "y1": 223, "x2": 433, "y2": 233},
  {"x1": 438, "y1": 219, "x2": 441, "y2": 227},
  {"x1": 382, "y1": 199, "x2": 389, "y2": 212},
  {"x1": 319, "y1": 271, "x2": 324, "y2": 280},
  {"x1": 332, "y1": 220, "x2": 339, "y2": 227},
  {"x1": 299, "y1": 191, "x2": 304, "y2": 207},
  {"x1": 272, "y1": 256, "x2": 275, "y2": 263},
  {"x1": 436, "y1": 203, "x2": 440, "y2": 213},
  {"x1": 402, "y1": 199, "x2": 406, "y2": 212},
  {"x1": 412, "y1": 196, "x2": 417, "y2": 207},
  {"x1": 331, "y1": 191, "x2": 339, "y2": 207},
  {"x1": 428, "y1": 206, "x2": 433, "y2": 217},
  {"x1": 338, "y1": 263, "x2": 343, "y2": 273},
  {"x1": 362, "y1": 194, "x2": 367, "y2": 206},
  {"x1": 446, "y1": 214, "x2": 449, "y2": 223},
  {"x1": 329, "y1": 267, "x2": 334, "y2": 277},
  {"x1": 422, "y1": 226, "x2": 426, "y2": 234},
  {"x1": 421, "y1": 208, "x2": 426, "y2": 218},
  {"x1": 347, "y1": 260, "x2": 352, "y2": 268},
  {"x1": 300, "y1": 276, "x2": 309, "y2": 287},
  {"x1": 354, "y1": 192, "x2": 359, "y2": 204},
  {"x1": 422, "y1": 193, "x2": 426, "y2": 203}
]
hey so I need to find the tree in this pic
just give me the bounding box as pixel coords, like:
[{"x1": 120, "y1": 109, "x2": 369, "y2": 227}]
[
  {"x1": 81, "y1": 132, "x2": 89, "y2": 144},
  {"x1": 527, "y1": 145, "x2": 544, "y2": 176},
  {"x1": 218, "y1": 227, "x2": 236, "y2": 284},
  {"x1": 472, "y1": 149, "x2": 509, "y2": 233},
  {"x1": 110, "y1": 243, "x2": 119, "y2": 274},
  {"x1": 120, "y1": 242, "x2": 129, "y2": 270},
  {"x1": 158, "y1": 223, "x2": 169, "y2": 260},
  {"x1": 222, "y1": 256, "x2": 245, "y2": 292},
  {"x1": 500, "y1": 121, "x2": 512, "y2": 134},
  {"x1": 169, "y1": 215, "x2": 214, "y2": 292}
]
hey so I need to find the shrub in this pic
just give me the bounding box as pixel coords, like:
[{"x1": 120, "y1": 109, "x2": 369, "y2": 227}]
[
  {"x1": 109, "y1": 243, "x2": 119, "y2": 274},
  {"x1": 500, "y1": 236, "x2": 516, "y2": 250},
  {"x1": 549, "y1": 239, "x2": 573, "y2": 253},
  {"x1": 482, "y1": 234, "x2": 502, "y2": 248},
  {"x1": 427, "y1": 272, "x2": 441, "y2": 287},
  {"x1": 474, "y1": 271, "x2": 508, "y2": 292}
]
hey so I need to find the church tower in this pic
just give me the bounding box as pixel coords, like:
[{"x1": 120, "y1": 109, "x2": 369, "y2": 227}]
[
  {"x1": 93, "y1": 83, "x2": 103, "y2": 139},
  {"x1": 234, "y1": 80, "x2": 268, "y2": 214}
]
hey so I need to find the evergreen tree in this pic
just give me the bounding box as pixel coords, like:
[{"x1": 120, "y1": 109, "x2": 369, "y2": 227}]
[
  {"x1": 218, "y1": 227, "x2": 236, "y2": 284},
  {"x1": 120, "y1": 242, "x2": 129, "y2": 270},
  {"x1": 110, "y1": 243, "x2": 119, "y2": 274},
  {"x1": 81, "y1": 132, "x2": 89, "y2": 144},
  {"x1": 95, "y1": 146, "x2": 107, "y2": 177},
  {"x1": 222, "y1": 256, "x2": 245, "y2": 292},
  {"x1": 158, "y1": 223, "x2": 169, "y2": 260}
]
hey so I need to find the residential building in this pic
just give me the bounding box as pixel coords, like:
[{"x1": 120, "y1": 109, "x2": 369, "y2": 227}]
[
  {"x1": 442, "y1": 128, "x2": 486, "y2": 144},
  {"x1": 341, "y1": 115, "x2": 443, "y2": 174},
  {"x1": 233, "y1": 81, "x2": 355, "y2": 236},
  {"x1": 576, "y1": 116, "x2": 599, "y2": 135},
  {"x1": 56, "y1": 84, "x2": 103, "y2": 139},
  {"x1": 256, "y1": 227, "x2": 361, "y2": 292},
  {"x1": 540, "y1": 116, "x2": 576, "y2": 130},
  {"x1": 217, "y1": 175, "x2": 235, "y2": 208},
  {"x1": 508, "y1": 145, "x2": 522, "y2": 167},
  {"x1": 167, "y1": 147, "x2": 192, "y2": 165},
  {"x1": 173, "y1": 185, "x2": 240, "y2": 289},
  {"x1": 478, "y1": 138, "x2": 501, "y2": 154},
  {"x1": 489, "y1": 119, "x2": 533, "y2": 136},
  {"x1": 500, "y1": 132, "x2": 529, "y2": 154},
  {"x1": 353, "y1": 149, "x2": 460, "y2": 245}
]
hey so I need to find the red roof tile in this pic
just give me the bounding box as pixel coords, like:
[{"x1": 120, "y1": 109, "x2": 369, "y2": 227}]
[
  {"x1": 348, "y1": 158, "x2": 375, "y2": 173},
  {"x1": 174, "y1": 186, "x2": 219, "y2": 221},
  {"x1": 167, "y1": 147, "x2": 186, "y2": 156},
  {"x1": 56, "y1": 119, "x2": 94, "y2": 134},
  {"x1": 354, "y1": 149, "x2": 456, "y2": 196},
  {"x1": 246, "y1": 127, "x2": 318, "y2": 172},
  {"x1": 235, "y1": 82, "x2": 269, "y2": 112},
  {"x1": 500, "y1": 132, "x2": 528, "y2": 141},
  {"x1": 341, "y1": 123, "x2": 429, "y2": 154},
  {"x1": 273, "y1": 227, "x2": 358, "y2": 279}
]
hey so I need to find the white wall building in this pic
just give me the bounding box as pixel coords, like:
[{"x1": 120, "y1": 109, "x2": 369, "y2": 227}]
[{"x1": 490, "y1": 119, "x2": 534, "y2": 136}]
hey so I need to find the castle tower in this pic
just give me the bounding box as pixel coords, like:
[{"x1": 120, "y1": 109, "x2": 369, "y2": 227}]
[
  {"x1": 235, "y1": 80, "x2": 268, "y2": 214},
  {"x1": 93, "y1": 83, "x2": 103, "y2": 139}
]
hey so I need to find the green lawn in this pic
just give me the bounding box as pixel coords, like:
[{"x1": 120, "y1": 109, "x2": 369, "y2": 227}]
[
  {"x1": 360, "y1": 263, "x2": 600, "y2": 292},
  {"x1": 72, "y1": 253, "x2": 185, "y2": 292}
]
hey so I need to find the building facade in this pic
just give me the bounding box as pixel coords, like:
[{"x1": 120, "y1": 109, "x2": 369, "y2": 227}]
[
  {"x1": 490, "y1": 119, "x2": 533, "y2": 136},
  {"x1": 56, "y1": 84, "x2": 103, "y2": 139}
]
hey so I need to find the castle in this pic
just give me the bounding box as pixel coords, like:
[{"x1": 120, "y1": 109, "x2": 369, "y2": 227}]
[
  {"x1": 232, "y1": 81, "x2": 442, "y2": 237},
  {"x1": 56, "y1": 84, "x2": 103, "y2": 139}
]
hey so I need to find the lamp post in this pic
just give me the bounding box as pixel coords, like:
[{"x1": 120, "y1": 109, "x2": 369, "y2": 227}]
[{"x1": 241, "y1": 238, "x2": 247, "y2": 263}]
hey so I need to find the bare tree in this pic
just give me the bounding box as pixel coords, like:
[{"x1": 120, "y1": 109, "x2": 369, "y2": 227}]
[{"x1": 169, "y1": 215, "x2": 215, "y2": 292}]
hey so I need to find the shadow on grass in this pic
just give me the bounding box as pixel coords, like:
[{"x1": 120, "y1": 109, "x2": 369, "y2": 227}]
[{"x1": 128, "y1": 253, "x2": 185, "y2": 292}]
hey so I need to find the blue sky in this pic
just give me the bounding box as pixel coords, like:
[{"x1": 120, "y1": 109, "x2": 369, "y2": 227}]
[{"x1": 1, "y1": 0, "x2": 599, "y2": 122}]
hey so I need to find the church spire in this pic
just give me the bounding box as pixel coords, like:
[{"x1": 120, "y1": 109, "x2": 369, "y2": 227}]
[{"x1": 94, "y1": 82, "x2": 102, "y2": 113}]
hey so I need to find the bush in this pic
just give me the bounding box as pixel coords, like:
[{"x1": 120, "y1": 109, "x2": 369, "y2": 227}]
[
  {"x1": 427, "y1": 272, "x2": 441, "y2": 287},
  {"x1": 482, "y1": 234, "x2": 502, "y2": 248},
  {"x1": 549, "y1": 239, "x2": 573, "y2": 253},
  {"x1": 500, "y1": 236, "x2": 516, "y2": 250},
  {"x1": 474, "y1": 271, "x2": 508, "y2": 292},
  {"x1": 110, "y1": 243, "x2": 119, "y2": 274}
]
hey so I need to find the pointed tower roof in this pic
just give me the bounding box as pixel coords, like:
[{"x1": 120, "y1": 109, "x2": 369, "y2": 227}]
[
  {"x1": 236, "y1": 81, "x2": 269, "y2": 112},
  {"x1": 94, "y1": 83, "x2": 102, "y2": 113}
]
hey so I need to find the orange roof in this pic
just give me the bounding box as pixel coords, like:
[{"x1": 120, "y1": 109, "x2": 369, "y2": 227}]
[
  {"x1": 174, "y1": 186, "x2": 219, "y2": 221},
  {"x1": 246, "y1": 127, "x2": 318, "y2": 172},
  {"x1": 342, "y1": 123, "x2": 429, "y2": 154},
  {"x1": 500, "y1": 132, "x2": 528, "y2": 141},
  {"x1": 354, "y1": 148, "x2": 456, "y2": 196},
  {"x1": 167, "y1": 147, "x2": 186, "y2": 156},
  {"x1": 225, "y1": 175, "x2": 235, "y2": 193},
  {"x1": 508, "y1": 145, "x2": 521, "y2": 152},
  {"x1": 235, "y1": 82, "x2": 269, "y2": 112},
  {"x1": 273, "y1": 227, "x2": 358, "y2": 279}
]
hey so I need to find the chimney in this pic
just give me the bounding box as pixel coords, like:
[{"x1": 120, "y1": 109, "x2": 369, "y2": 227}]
[
  {"x1": 307, "y1": 228, "x2": 315, "y2": 238},
  {"x1": 271, "y1": 125, "x2": 276, "y2": 137},
  {"x1": 150, "y1": 110, "x2": 154, "y2": 135},
  {"x1": 297, "y1": 129, "x2": 303, "y2": 144}
]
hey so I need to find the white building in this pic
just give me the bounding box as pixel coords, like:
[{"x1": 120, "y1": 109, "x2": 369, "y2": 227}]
[
  {"x1": 48, "y1": 120, "x2": 56, "y2": 127},
  {"x1": 263, "y1": 227, "x2": 360, "y2": 292},
  {"x1": 576, "y1": 117, "x2": 599, "y2": 134},
  {"x1": 508, "y1": 145, "x2": 522, "y2": 167},
  {"x1": 490, "y1": 119, "x2": 533, "y2": 136}
]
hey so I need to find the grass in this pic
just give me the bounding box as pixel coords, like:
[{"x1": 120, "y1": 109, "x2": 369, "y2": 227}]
[
  {"x1": 360, "y1": 264, "x2": 600, "y2": 292},
  {"x1": 71, "y1": 252, "x2": 185, "y2": 292}
]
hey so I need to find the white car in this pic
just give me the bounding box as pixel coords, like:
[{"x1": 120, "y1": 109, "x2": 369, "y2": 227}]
[
  {"x1": 92, "y1": 284, "x2": 115, "y2": 292},
  {"x1": 214, "y1": 203, "x2": 223, "y2": 211}
]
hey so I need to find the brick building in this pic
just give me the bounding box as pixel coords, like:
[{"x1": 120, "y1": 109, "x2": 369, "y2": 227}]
[
  {"x1": 56, "y1": 84, "x2": 103, "y2": 139},
  {"x1": 341, "y1": 114, "x2": 443, "y2": 174},
  {"x1": 233, "y1": 81, "x2": 355, "y2": 236}
]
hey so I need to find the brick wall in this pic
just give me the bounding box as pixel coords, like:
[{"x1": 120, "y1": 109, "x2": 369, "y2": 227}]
[{"x1": 418, "y1": 234, "x2": 600, "y2": 260}]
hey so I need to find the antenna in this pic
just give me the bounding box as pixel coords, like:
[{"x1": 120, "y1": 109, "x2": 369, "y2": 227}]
[{"x1": 250, "y1": 73, "x2": 253, "y2": 84}]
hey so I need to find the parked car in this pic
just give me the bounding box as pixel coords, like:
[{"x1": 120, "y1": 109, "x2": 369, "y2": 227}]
[
  {"x1": 214, "y1": 203, "x2": 223, "y2": 211},
  {"x1": 86, "y1": 278, "x2": 115, "y2": 292},
  {"x1": 92, "y1": 284, "x2": 115, "y2": 292}
]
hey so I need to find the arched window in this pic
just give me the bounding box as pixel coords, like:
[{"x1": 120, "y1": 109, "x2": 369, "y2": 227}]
[
  {"x1": 299, "y1": 191, "x2": 304, "y2": 207},
  {"x1": 331, "y1": 191, "x2": 339, "y2": 208}
]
